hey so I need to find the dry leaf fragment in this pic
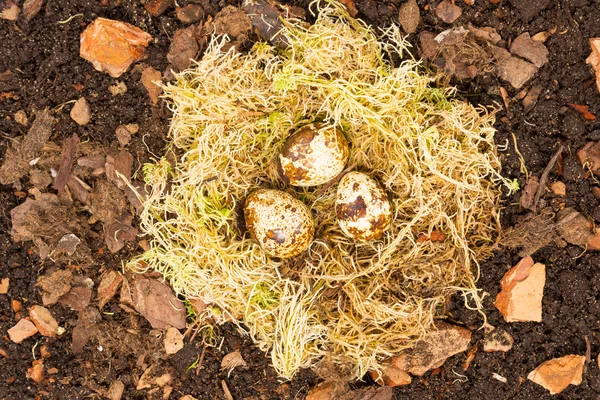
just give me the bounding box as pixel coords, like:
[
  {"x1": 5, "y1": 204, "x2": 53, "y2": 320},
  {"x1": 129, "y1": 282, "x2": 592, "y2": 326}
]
[
  {"x1": 494, "y1": 256, "x2": 545, "y2": 322},
  {"x1": 141, "y1": 66, "x2": 163, "y2": 105},
  {"x1": 132, "y1": 276, "x2": 186, "y2": 329},
  {"x1": 221, "y1": 350, "x2": 247, "y2": 374},
  {"x1": 567, "y1": 103, "x2": 596, "y2": 121},
  {"x1": 586, "y1": 38, "x2": 600, "y2": 93},
  {"x1": 527, "y1": 355, "x2": 586, "y2": 395}
]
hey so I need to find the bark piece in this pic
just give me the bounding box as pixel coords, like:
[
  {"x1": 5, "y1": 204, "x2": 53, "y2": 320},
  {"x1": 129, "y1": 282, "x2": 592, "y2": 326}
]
[
  {"x1": 494, "y1": 256, "x2": 545, "y2": 322},
  {"x1": 556, "y1": 208, "x2": 594, "y2": 246},
  {"x1": 27, "y1": 360, "x2": 44, "y2": 383},
  {"x1": 132, "y1": 276, "x2": 186, "y2": 329},
  {"x1": 38, "y1": 269, "x2": 73, "y2": 306},
  {"x1": 8, "y1": 319, "x2": 38, "y2": 343},
  {"x1": 80, "y1": 18, "x2": 152, "y2": 78},
  {"x1": 509, "y1": 32, "x2": 549, "y2": 68},
  {"x1": 527, "y1": 355, "x2": 586, "y2": 395},
  {"x1": 435, "y1": 1, "x2": 462, "y2": 24},
  {"x1": 29, "y1": 305, "x2": 59, "y2": 337},
  {"x1": 398, "y1": 0, "x2": 420, "y2": 34},
  {"x1": 390, "y1": 322, "x2": 472, "y2": 376},
  {"x1": 141, "y1": 66, "x2": 163, "y2": 105},
  {"x1": 70, "y1": 98, "x2": 90, "y2": 125},
  {"x1": 221, "y1": 350, "x2": 246, "y2": 372},
  {"x1": 98, "y1": 270, "x2": 123, "y2": 309},
  {"x1": 72, "y1": 307, "x2": 101, "y2": 354},
  {"x1": 144, "y1": 0, "x2": 173, "y2": 16},
  {"x1": 59, "y1": 286, "x2": 92, "y2": 312},
  {"x1": 23, "y1": 0, "x2": 43, "y2": 20},
  {"x1": 53, "y1": 133, "x2": 80, "y2": 192}
]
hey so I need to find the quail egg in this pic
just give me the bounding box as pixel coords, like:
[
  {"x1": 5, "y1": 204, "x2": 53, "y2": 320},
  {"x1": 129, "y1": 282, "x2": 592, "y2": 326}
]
[
  {"x1": 278, "y1": 123, "x2": 349, "y2": 187},
  {"x1": 244, "y1": 189, "x2": 315, "y2": 258},
  {"x1": 336, "y1": 171, "x2": 392, "y2": 241}
]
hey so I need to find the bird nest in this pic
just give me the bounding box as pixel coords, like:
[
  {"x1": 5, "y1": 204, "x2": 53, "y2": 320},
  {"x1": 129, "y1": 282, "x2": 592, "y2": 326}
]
[{"x1": 128, "y1": 1, "x2": 508, "y2": 380}]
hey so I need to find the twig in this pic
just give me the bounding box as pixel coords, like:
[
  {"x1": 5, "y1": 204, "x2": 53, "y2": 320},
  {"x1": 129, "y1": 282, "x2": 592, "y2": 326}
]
[
  {"x1": 532, "y1": 144, "x2": 563, "y2": 213},
  {"x1": 195, "y1": 343, "x2": 207, "y2": 375},
  {"x1": 585, "y1": 336, "x2": 591, "y2": 363}
]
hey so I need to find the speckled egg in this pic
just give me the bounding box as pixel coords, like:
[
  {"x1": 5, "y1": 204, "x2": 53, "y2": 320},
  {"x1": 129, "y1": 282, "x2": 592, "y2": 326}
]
[
  {"x1": 336, "y1": 172, "x2": 392, "y2": 241},
  {"x1": 278, "y1": 124, "x2": 349, "y2": 187},
  {"x1": 244, "y1": 189, "x2": 315, "y2": 258}
]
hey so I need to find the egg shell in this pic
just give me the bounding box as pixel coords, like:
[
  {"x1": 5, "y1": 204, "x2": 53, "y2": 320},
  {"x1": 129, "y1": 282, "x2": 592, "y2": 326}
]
[
  {"x1": 244, "y1": 189, "x2": 315, "y2": 258},
  {"x1": 336, "y1": 172, "x2": 392, "y2": 241},
  {"x1": 278, "y1": 123, "x2": 349, "y2": 187}
]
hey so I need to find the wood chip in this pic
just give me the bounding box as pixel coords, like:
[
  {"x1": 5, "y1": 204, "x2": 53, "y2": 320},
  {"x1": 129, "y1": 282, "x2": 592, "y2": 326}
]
[
  {"x1": 527, "y1": 355, "x2": 585, "y2": 395},
  {"x1": 29, "y1": 305, "x2": 59, "y2": 337},
  {"x1": 98, "y1": 270, "x2": 123, "y2": 309}
]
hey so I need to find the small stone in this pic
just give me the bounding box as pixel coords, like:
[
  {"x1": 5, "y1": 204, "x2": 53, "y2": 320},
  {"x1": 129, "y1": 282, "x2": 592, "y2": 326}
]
[
  {"x1": 46, "y1": 367, "x2": 58, "y2": 374},
  {"x1": 167, "y1": 25, "x2": 200, "y2": 72},
  {"x1": 80, "y1": 18, "x2": 152, "y2": 78},
  {"x1": 70, "y1": 97, "x2": 91, "y2": 126},
  {"x1": 398, "y1": 0, "x2": 420, "y2": 34},
  {"x1": 435, "y1": 1, "x2": 462, "y2": 24},
  {"x1": 26, "y1": 360, "x2": 44, "y2": 383},
  {"x1": 107, "y1": 379, "x2": 125, "y2": 400},
  {"x1": 509, "y1": 32, "x2": 549, "y2": 68},
  {"x1": 164, "y1": 327, "x2": 184, "y2": 355},
  {"x1": 141, "y1": 66, "x2": 163, "y2": 105},
  {"x1": 176, "y1": 4, "x2": 204, "y2": 24},
  {"x1": 0, "y1": 278, "x2": 8, "y2": 294},
  {"x1": 14, "y1": 110, "x2": 28, "y2": 125},
  {"x1": 494, "y1": 256, "x2": 545, "y2": 322},
  {"x1": 496, "y1": 56, "x2": 538, "y2": 89},
  {"x1": 550, "y1": 181, "x2": 566, "y2": 196},
  {"x1": 11, "y1": 299, "x2": 22, "y2": 313},
  {"x1": 8, "y1": 319, "x2": 38, "y2": 343},
  {"x1": 371, "y1": 365, "x2": 412, "y2": 386},
  {"x1": 40, "y1": 345, "x2": 51, "y2": 358},
  {"x1": 1, "y1": 1, "x2": 20, "y2": 20},
  {"x1": 528, "y1": 355, "x2": 586, "y2": 395},
  {"x1": 116, "y1": 125, "x2": 132, "y2": 146},
  {"x1": 483, "y1": 324, "x2": 514, "y2": 352},
  {"x1": 29, "y1": 305, "x2": 59, "y2": 337},
  {"x1": 108, "y1": 81, "x2": 127, "y2": 95},
  {"x1": 390, "y1": 322, "x2": 472, "y2": 376}
]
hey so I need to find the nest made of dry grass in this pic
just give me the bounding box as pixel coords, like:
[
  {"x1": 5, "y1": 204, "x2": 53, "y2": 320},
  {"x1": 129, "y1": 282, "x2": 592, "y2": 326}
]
[{"x1": 128, "y1": 1, "x2": 508, "y2": 380}]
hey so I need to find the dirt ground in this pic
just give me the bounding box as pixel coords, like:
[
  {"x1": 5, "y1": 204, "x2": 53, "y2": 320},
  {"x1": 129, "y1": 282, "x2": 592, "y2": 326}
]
[{"x1": 1, "y1": 0, "x2": 600, "y2": 399}]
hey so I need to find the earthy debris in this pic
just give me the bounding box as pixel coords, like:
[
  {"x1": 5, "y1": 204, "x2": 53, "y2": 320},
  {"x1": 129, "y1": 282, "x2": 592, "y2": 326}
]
[
  {"x1": 398, "y1": 0, "x2": 420, "y2": 35},
  {"x1": 80, "y1": 18, "x2": 153, "y2": 78},
  {"x1": 567, "y1": 103, "x2": 596, "y2": 121},
  {"x1": 0, "y1": 108, "x2": 55, "y2": 186},
  {"x1": 467, "y1": 24, "x2": 501, "y2": 45},
  {"x1": 244, "y1": 0, "x2": 288, "y2": 49},
  {"x1": 132, "y1": 276, "x2": 186, "y2": 329},
  {"x1": 70, "y1": 98, "x2": 90, "y2": 125},
  {"x1": 22, "y1": 0, "x2": 43, "y2": 20},
  {"x1": 483, "y1": 323, "x2": 514, "y2": 352},
  {"x1": 78, "y1": 154, "x2": 106, "y2": 169},
  {"x1": 116, "y1": 125, "x2": 133, "y2": 146},
  {"x1": 89, "y1": 180, "x2": 129, "y2": 224},
  {"x1": 26, "y1": 359, "x2": 44, "y2": 383},
  {"x1": 106, "y1": 380, "x2": 125, "y2": 400},
  {"x1": 37, "y1": 269, "x2": 73, "y2": 306},
  {"x1": 137, "y1": 365, "x2": 172, "y2": 390},
  {"x1": 29, "y1": 305, "x2": 59, "y2": 337},
  {"x1": 167, "y1": 25, "x2": 200, "y2": 72},
  {"x1": 98, "y1": 270, "x2": 123, "y2": 309},
  {"x1": 521, "y1": 86, "x2": 542, "y2": 112},
  {"x1": 550, "y1": 181, "x2": 566, "y2": 196},
  {"x1": 141, "y1": 66, "x2": 163, "y2": 105},
  {"x1": 221, "y1": 350, "x2": 247, "y2": 373},
  {"x1": 1, "y1": 1, "x2": 20, "y2": 20},
  {"x1": 144, "y1": 0, "x2": 173, "y2": 16},
  {"x1": 532, "y1": 27, "x2": 557, "y2": 43},
  {"x1": 72, "y1": 307, "x2": 101, "y2": 354},
  {"x1": 532, "y1": 144, "x2": 564, "y2": 213},
  {"x1": 435, "y1": 1, "x2": 462, "y2": 24},
  {"x1": 53, "y1": 133, "x2": 80, "y2": 192},
  {"x1": 520, "y1": 176, "x2": 539, "y2": 210},
  {"x1": 509, "y1": 33, "x2": 549, "y2": 68},
  {"x1": 390, "y1": 322, "x2": 472, "y2": 376},
  {"x1": 176, "y1": 4, "x2": 204, "y2": 24},
  {"x1": 108, "y1": 81, "x2": 128, "y2": 95},
  {"x1": 53, "y1": 234, "x2": 82, "y2": 257},
  {"x1": 586, "y1": 38, "x2": 600, "y2": 93},
  {"x1": 105, "y1": 218, "x2": 138, "y2": 253},
  {"x1": 556, "y1": 208, "x2": 594, "y2": 246},
  {"x1": 0, "y1": 278, "x2": 8, "y2": 294},
  {"x1": 14, "y1": 110, "x2": 27, "y2": 126},
  {"x1": 587, "y1": 228, "x2": 600, "y2": 250},
  {"x1": 46, "y1": 367, "x2": 58, "y2": 374},
  {"x1": 494, "y1": 256, "x2": 545, "y2": 322},
  {"x1": 496, "y1": 56, "x2": 538, "y2": 89},
  {"x1": 30, "y1": 169, "x2": 52, "y2": 189},
  {"x1": 370, "y1": 365, "x2": 412, "y2": 387},
  {"x1": 527, "y1": 355, "x2": 586, "y2": 395},
  {"x1": 211, "y1": 6, "x2": 253, "y2": 41},
  {"x1": 8, "y1": 319, "x2": 38, "y2": 343},
  {"x1": 164, "y1": 327, "x2": 185, "y2": 355},
  {"x1": 105, "y1": 151, "x2": 133, "y2": 189},
  {"x1": 59, "y1": 285, "x2": 92, "y2": 312},
  {"x1": 577, "y1": 141, "x2": 600, "y2": 172}
]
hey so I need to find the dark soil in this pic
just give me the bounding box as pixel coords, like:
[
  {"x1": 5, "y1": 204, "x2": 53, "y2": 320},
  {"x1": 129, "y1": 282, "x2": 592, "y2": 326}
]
[{"x1": 1, "y1": 0, "x2": 599, "y2": 399}]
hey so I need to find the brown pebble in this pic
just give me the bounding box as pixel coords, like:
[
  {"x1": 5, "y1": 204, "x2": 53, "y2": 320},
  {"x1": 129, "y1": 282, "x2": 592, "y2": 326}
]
[
  {"x1": 40, "y1": 345, "x2": 51, "y2": 359},
  {"x1": 27, "y1": 360, "x2": 44, "y2": 383},
  {"x1": 11, "y1": 300, "x2": 22, "y2": 313}
]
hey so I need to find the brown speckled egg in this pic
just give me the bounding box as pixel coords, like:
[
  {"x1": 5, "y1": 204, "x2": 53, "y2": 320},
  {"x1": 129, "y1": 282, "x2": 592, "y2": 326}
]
[
  {"x1": 336, "y1": 172, "x2": 392, "y2": 241},
  {"x1": 244, "y1": 189, "x2": 315, "y2": 258},
  {"x1": 278, "y1": 123, "x2": 349, "y2": 187}
]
